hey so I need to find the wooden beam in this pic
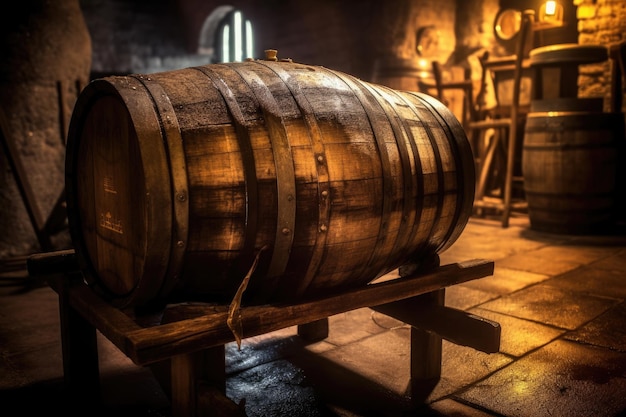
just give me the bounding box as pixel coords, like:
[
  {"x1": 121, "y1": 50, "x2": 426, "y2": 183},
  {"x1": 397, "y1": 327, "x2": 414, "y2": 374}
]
[
  {"x1": 38, "y1": 255, "x2": 493, "y2": 366},
  {"x1": 371, "y1": 297, "x2": 501, "y2": 353},
  {"x1": 125, "y1": 259, "x2": 493, "y2": 365}
]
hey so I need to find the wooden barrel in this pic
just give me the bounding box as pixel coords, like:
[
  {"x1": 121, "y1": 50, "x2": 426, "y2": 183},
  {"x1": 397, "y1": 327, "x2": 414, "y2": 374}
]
[
  {"x1": 371, "y1": 55, "x2": 434, "y2": 92},
  {"x1": 529, "y1": 44, "x2": 608, "y2": 101},
  {"x1": 522, "y1": 110, "x2": 624, "y2": 234},
  {"x1": 65, "y1": 59, "x2": 475, "y2": 308}
]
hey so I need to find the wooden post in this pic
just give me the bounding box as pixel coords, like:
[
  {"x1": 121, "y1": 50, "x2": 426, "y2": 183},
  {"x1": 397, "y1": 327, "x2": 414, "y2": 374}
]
[
  {"x1": 56, "y1": 273, "x2": 100, "y2": 406},
  {"x1": 169, "y1": 345, "x2": 245, "y2": 417},
  {"x1": 297, "y1": 318, "x2": 329, "y2": 342},
  {"x1": 409, "y1": 289, "x2": 444, "y2": 403}
]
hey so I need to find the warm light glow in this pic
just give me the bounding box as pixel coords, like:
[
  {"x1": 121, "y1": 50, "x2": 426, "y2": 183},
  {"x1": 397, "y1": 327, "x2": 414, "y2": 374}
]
[
  {"x1": 221, "y1": 11, "x2": 254, "y2": 62},
  {"x1": 222, "y1": 24, "x2": 230, "y2": 62},
  {"x1": 539, "y1": 0, "x2": 563, "y2": 25},
  {"x1": 234, "y1": 11, "x2": 242, "y2": 62},
  {"x1": 246, "y1": 20, "x2": 253, "y2": 60}
]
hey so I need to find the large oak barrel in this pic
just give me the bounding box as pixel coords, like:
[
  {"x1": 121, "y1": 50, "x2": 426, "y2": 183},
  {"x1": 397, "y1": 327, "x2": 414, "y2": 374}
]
[
  {"x1": 522, "y1": 109, "x2": 624, "y2": 234},
  {"x1": 66, "y1": 59, "x2": 475, "y2": 308}
]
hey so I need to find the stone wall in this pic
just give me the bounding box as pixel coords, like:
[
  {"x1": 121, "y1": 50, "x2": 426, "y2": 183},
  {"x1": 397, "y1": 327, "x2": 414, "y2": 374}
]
[
  {"x1": 0, "y1": 0, "x2": 91, "y2": 259},
  {"x1": 576, "y1": 0, "x2": 626, "y2": 111}
]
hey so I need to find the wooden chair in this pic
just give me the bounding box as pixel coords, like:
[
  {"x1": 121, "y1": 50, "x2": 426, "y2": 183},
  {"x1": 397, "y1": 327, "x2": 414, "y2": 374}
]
[
  {"x1": 466, "y1": 9, "x2": 535, "y2": 227},
  {"x1": 609, "y1": 41, "x2": 626, "y2": 113},
  {"x1": 419, "y1": 61, "x2": 474, "y2": 130}
]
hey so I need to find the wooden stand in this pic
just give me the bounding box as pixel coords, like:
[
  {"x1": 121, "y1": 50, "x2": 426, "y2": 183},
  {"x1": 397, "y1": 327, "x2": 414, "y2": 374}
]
[{"x1": 28, "y1": 250, "x2": 498, "y2": 416}]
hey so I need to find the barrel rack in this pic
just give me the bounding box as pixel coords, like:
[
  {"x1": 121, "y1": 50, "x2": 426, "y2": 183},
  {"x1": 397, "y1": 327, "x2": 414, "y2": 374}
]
[{"x1": 27, "y1": 250, "x2": 499, "y2": 417}]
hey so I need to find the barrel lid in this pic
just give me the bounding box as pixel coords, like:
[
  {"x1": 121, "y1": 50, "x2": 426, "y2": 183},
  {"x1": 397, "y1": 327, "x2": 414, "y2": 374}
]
[
  {"x1": 65, "y1": 77, "x2": 173, "y2": 307},
  {"x1": 529, "y1": 43, "x2": 608, "y2": 66}
]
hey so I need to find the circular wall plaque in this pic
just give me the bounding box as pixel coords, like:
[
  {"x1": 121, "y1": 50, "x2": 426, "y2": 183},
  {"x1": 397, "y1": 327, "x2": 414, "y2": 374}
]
[{"x1": 495, "y1": 9, "x2": 521, "y2": 41}]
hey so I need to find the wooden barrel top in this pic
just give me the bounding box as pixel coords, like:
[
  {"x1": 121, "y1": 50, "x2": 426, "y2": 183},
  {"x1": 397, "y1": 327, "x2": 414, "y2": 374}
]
[{"x1": 529, "y1": 43, "x2": 608, "y2": 66}]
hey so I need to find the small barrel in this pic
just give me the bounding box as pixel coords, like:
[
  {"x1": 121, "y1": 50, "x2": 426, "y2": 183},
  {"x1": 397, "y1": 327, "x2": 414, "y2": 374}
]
[
  {"x1": 66, "y1": 59, "x2": 474, "y2": 308},
  {"x1": 522, "y1": 110, "x2": 624, "y2": 234}
]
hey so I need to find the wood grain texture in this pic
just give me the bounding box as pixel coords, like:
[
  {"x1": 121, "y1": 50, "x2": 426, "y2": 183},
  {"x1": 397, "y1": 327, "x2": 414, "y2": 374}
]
[
  {"x1": 51, "y1": 258, "x2": 493, "y2": 365},
  {"x1": 65, "y1": 59, "x2": 475, "y2": 308},
  {"x1": 523, "y1": 111, "x2": 622, "y2": 234}
]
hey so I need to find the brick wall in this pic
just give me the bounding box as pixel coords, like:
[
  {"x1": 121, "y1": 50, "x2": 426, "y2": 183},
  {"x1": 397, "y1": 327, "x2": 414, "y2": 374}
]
[
  {"x1": 81, "y1": 0, "x2": 213, "y2": 75},
  {"x1": 576, "y1": 0, "x2": 626, "y2": 110}
]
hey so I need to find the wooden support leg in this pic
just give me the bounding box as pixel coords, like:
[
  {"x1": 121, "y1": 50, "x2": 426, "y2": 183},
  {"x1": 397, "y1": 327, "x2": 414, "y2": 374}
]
[
  {"x1": 409, "y1": 289, "x2": 444, "y2": 404},
  {"x1": 297, "y1": 318, "x2": 329, "y2": 342},
  {"x1": 56, "y1": 273, "x2": 100, "y2": 407},
  {"x1": 197, "y1": 382, "x2": 246, "y2": 417},
  {"x1": 170, "y1": 345, "x2": 245, "y2": 417},
  {"x1": 171, "y1": 352, "x2": 198, "y2": 417}
]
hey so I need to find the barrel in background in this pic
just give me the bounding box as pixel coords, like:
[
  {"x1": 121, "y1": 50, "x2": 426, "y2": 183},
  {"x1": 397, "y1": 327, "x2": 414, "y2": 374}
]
[
  {"x1": 371, "y1": 55, "x2": 434, "y2": 93},
  {"x1": 522, "y1": 109, "x2": 624, "y2": 234},
  {"x1": 66, "y1": 59, "x2": 474, "y2": 308}
]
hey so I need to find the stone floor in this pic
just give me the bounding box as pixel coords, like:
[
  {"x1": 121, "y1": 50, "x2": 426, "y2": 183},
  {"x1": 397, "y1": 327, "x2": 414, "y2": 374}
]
[{"x1": 2, "y1": 213, "x2": 626, "y2": 416}]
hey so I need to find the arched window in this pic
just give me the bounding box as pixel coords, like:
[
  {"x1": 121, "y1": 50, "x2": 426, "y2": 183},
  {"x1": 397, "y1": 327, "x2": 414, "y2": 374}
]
[
  {"x1": 197, "y1": 6, "x2": 254, "y2": 63},
  {"x1": 217, "y1": 9, "x2": 254, "y2": 62}
]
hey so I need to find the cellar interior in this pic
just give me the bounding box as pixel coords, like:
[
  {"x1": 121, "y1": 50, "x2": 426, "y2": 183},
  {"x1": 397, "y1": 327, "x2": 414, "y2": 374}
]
[{"x1": 1, "y1": 1, "x2": 625, "y2": 416}]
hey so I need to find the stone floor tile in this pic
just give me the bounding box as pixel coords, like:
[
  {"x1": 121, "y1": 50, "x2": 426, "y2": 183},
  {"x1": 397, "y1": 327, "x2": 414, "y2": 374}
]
[
  {"x1": 427, "y1": 398, "x2": 498, "y2": 416},
  {"x1": 518, "y1": 227, "x2": 578, "y2": 245},
  {"x1": 295, "y1": 329, "x2": 415, "y2": 416},
  {"x1": 565, "y1": 301, "x2": 626, "y2": 352},
  {"x1": 588, "y1": 249, "x2": 626, "y2": 272},
  {"x1": 0, "y1": 360, "x2": 28, "y2": 390},
  {"x1": 227, "y1": 359, "x2": 329, "y2": 417},
  {"x1": 445, "y1": 284, "x2": 499, "y2": 310},
  {"x1": 527, "y1": 245, "x2": 623, "y2": 266},
  {"x1": 99, "y1": 366, "x2": 170, "y2": 412},
  {"x1": 429, "y1": 340, "x2": 513, "y2": 402},
  {"x1": 548, "y1": 266, "x2": 626, "y2": 299},
  {"x1": 440, "y1": 236, "x2": 544, "y2": 264},
  {"x1": 469, "y1": 307, "x2": 564, "y2": 357},
  {"x1": 0, "y1": 341, "x2": 63, "y2": 387},
  {"x1": 495, "y1": 252, "x2": 583, "y2": 276},
  {"x1": 479, "y1": 283, "x2": 620, "y2": 330},
  {"x1": 315, "y1": 328, "x2": 412, "y2": 397},
  {"x1": 314, "y1": 330, "x2": 510, "y2": 408},
  {"x1": 468, "y1": 216, "x2": 531, "y2": 232},
  {"x1": 225, "y1": 331, "x2": 301, "y2": 375},
  {"x1": 459, "y1": 267, "x2": 550, "y2": 296},
  {"x1": 0, "y1": 286, "x2": 60, "y2": 352},
  {"x1": 367, "y1": 310, "x2": 407, "y2": 332},
  {"x1": 456, "y1": 340, "x2": 626, "y2": 417},
  {"x1": 325, "y1": 308, "x2": 398, "y2": 346}
]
